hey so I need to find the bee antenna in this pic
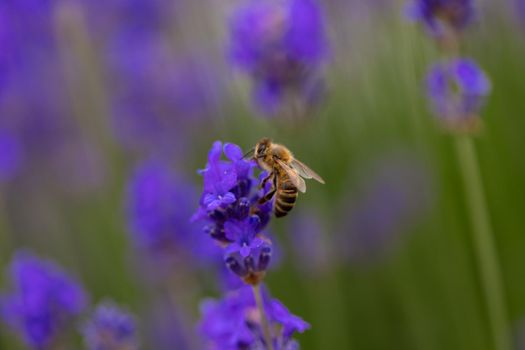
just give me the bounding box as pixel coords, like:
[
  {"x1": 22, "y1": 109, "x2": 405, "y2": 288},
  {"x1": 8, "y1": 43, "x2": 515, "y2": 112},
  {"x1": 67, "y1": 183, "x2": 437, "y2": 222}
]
[{"x1": 242, "y1": 148, "x2": 255, "y2": 160}]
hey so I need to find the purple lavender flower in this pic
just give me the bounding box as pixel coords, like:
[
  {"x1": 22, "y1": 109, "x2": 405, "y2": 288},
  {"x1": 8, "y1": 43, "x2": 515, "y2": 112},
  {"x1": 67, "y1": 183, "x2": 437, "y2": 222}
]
[
  {"x1": 103, "y1": 15, "x2": 222, "y2": 155},
  {"x1": 201, "y1": 142, "x2": 239, "y2": 212},
  {"x1": 426, "y1": 58, "x2": 491, "y2": 130},
  {"x1": 339, "y1": 154, "x2": 434, "y2": 263},
  {"x1": 289, "y1": 208, "x2": 332, "y2": 275},
  {"x1": 126, "y1": 160, "x2": 197, "y2": 257},
  {"x1": 0, "y1": 130, "x2": 23, "y2": 182},
  {"x1": 0, "y1": 251, "x2": 87, "y2": 349},
  {"x1": 83, "y1": 301, "x2": 138, "y2": 350},
  {"x1": 194, "y1": 141, "x2": 273, "y2": 285},
  {"x1": 0, "y1": 0, "x2": 109, "y2": 196},
  {"x1": 405, "y1": 0, "x2": 475, "y2": 37},
  {"x1": 229, "y1": 0, "x2": 328, "y2": 115},
  {"x1": 0, "y1": 0, "x2": 61, "y2": 151},
  {"x1": 515, "y1": 0, "x2": 525, "y2": 31},
  {"x1": 199, "y1": 286, "x2": 309, "y2": 350},
  {"x1": 223, "y1": 216, "x2": 273, "y2": 285}
]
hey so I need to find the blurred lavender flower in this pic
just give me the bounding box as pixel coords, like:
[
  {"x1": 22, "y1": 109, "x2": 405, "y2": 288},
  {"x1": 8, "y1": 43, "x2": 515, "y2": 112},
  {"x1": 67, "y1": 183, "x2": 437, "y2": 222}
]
[
  {"x1": 289, "y1": 208, "x2": 332, "y2": 275},
  {"x1": 0, "y1": 1, "x2": 107, "y2": 195},
  {"x1": 83, "y1": 301, "x2": 138, "y2": 350},
  {"x1": 0, "y1": 251, "x2": 87, "y2": 349},
  {"x1": 193, "y1": 141, "x2": 273, "y2": 285},
  {"x1": 229, "y1": 0, "x2": 329, "y2": 115},
  {"x1": 426, "y1": 58, "x2": 491, "y2": 131},
  {"x1": 405, "y1": 0, "x2": 475, "y2": 37},
  {"x1": 339, "y1": 155, "x2": 434, "y2": 263},
  {"x1": 515, "y1": 0, "x2": 525, "y2": 30},
  {"x1": 0, "y1": 130, "x2": 23, "y2": 182},
  {"x1": 108, "y1": 42, "x2": 222, "y2": 155},
  {"x1": 0, "y1": 0, "x2": 58, "y2": 49},
  {"x1": 199, "y1": 286, "x2": 309, "y2": 350},
  {"x1": 97, "y1": 0, "x2": 223, "y2": 156},
  {"x1": 0, "y1": 0, "x2": 63, "y2": 156},
  {"x1": 126, "y1": 160, "x2": 198, "y2": 258},
  {"x1": 79, "y1": 0, "x2": 172, "y2": 35}
]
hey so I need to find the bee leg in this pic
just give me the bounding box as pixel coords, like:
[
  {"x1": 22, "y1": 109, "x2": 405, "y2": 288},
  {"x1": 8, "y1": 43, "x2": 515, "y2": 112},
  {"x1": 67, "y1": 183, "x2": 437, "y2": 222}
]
[
  {"x1": 259, "y1": 188, "x2": 276, "y2": 204},
  {"x1": 259, "y1": 173, "x2": 273, "y2": 189},
  {"x1": 259, "y1": 175, "x2": 277, "y2": 204}
]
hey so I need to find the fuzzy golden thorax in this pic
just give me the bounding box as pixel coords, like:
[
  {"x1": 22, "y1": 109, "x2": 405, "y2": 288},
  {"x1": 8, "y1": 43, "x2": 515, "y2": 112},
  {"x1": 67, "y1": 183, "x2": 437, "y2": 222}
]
[{"x1": 254, "y1": 138, "x2": 294, "y2": 172}]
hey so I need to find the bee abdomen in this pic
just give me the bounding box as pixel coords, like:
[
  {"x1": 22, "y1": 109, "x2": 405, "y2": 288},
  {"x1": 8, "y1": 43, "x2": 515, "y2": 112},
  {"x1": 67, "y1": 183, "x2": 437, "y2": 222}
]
[{"x1": 274, "y1": 187, "x2": 298, "y2": 218}]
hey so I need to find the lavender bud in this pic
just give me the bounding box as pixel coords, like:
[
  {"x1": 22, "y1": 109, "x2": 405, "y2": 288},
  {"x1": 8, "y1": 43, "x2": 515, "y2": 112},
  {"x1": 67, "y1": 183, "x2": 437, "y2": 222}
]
[
  {"x1": 225, "y1": 256, "x2": 248, "y2": 277},
  {"x1": 257, "y1": 246, "x2": 272, "y2": 271}
]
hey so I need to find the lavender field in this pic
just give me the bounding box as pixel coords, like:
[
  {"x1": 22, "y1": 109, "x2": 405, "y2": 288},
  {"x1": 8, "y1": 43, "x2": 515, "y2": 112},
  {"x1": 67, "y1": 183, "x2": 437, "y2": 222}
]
[{"x1": 1, "y1": 1, "x2": 525, "y2": 349}]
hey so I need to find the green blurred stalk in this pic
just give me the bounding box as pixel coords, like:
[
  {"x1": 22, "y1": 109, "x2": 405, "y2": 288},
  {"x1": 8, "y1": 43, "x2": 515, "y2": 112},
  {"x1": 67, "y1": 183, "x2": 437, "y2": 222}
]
[
  {"x1": 0, "y1": 189, "x2": 13, "y2": 257},
  {"x1": 253, "y1": 284, "x2": 275, "y2": 350},
  {"x1": 0, "y1": 190, "x2": 10, "y2": 350},
  {"x1": 454, "y1": 135, "x2": 511, "y2": 350}
]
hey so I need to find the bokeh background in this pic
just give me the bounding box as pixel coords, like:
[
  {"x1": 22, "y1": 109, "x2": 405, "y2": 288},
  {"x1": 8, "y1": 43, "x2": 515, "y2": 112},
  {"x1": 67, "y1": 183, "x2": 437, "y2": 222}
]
[{"x1": 1, "y1": 0, "x2": 525, "y2": 349}]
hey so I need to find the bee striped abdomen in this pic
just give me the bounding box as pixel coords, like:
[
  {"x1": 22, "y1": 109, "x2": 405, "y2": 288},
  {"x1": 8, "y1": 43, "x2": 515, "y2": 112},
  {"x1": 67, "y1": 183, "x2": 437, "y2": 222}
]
[{"x1": 274, "y1": 180, "x2": 298, "y2": 218}]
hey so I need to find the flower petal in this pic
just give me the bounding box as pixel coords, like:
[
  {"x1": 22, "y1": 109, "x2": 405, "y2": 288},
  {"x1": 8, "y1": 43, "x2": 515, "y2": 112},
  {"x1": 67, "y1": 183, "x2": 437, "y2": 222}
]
[
  {"x1": 208, "y1": 141, "x2": 223, "y2": 164},
  {"x1": 240, "y1": 244, "x2": 251, "y2": 258},
  {"x1": 223, "y1": 143, "x2": 243, "y2": 161},
  {"x1": 221, "y1": 192, "x2": 237, "y2": 205},
  {"x1": 224, "y1": 220, "x2": 243, "y2": 241}
]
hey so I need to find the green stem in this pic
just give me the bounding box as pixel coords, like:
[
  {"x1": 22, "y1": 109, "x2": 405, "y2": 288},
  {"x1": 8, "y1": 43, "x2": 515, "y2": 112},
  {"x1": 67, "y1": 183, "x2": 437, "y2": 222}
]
[
  {"x1": 454, "y1": 135, "x2": 510, "y2": 350},
  {"x1": 252, "y1": 285, "x2": 275, "y2": 350},
  {"x1": 0, "y1": 188, "x2": 13, "y2": 254}
]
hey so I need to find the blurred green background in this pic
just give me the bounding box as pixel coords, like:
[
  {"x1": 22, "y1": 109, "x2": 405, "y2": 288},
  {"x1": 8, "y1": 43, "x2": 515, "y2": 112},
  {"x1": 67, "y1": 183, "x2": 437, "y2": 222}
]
[{"x1": 1, "y1": 1, "x2": 525, "y2": 349}]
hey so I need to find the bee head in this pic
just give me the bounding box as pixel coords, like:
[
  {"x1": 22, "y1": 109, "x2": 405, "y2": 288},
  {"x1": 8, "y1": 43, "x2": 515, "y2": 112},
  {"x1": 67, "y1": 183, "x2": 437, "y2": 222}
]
[{"x1": 256, "y1": 138, "x2": 272, "y2": 158}]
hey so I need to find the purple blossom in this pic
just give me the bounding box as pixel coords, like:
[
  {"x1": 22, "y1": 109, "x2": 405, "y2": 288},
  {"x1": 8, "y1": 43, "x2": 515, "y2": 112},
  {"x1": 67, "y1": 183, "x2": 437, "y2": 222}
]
[
  {"x1": 126, "y1": 160, "x2": 197, "y2": 257},
  {"x1": 0, "y1": 130, "x2": 23, "y2": 182},
  {"x1": 289, "y1": 208, "x2": 332, "y2": 275},
  {"x1": 0, "y1": 1, "x2": 107, "y2": 195},
  {"x1": 201, "y1": 142, "x2": 239, "y2": 211},
  {"x1": 515, "y1": 0, "x2": 525, "y2": 31},
  {"x1": 83, "y1": 301, "x2": 138, "y2": 350},
  {"x1": 196, "y1": 141, "x2": 255, "y2": 219},
  {"x1": 405, "y1": 0, "x2": 475, "y2": 37},
  {"x1": 199, "y1": 286, "x2": 309, "y2": 350},
  {"x1": 0, "y1": 251, "x2": 87, "y2": 349},
  {"x1": 101, "y1": 11, "x2": 223, "y2": 155},
  {"x1": 426, "y1": 58, "x2": 491, "y2": 129},
  {"x1": 229, "y1": 0, "x2": 329, "y2": 115},
  {"x1": 194, "y1": 141, "x2": 273, "y2": 285},
  {"x1": 223, "y1": 217, "x2": 273, "y2": 284},
  {"x1": 339, "y1": 154, "x2": 434, "y2": 263}
]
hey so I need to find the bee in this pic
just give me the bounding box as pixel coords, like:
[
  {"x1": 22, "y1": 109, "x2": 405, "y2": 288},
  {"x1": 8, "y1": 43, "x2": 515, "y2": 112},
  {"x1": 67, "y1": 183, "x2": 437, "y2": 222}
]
[{"x1": 246, "y1": 138, "x2": 325, "y2": 218}]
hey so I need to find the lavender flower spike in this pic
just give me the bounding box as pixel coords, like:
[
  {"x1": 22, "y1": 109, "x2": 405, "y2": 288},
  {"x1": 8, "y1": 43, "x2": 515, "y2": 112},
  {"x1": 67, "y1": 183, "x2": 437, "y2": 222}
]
[
  {"x1": 0, "y1": 251, "x2": 87, "y2": 349},
  {"x1": 426, "y1": 58, "x2": 491, "y2": 132},
  {"x1": 0, "y1": 130, "x2": 23, "y2": 182},
  {"x1": 229, "y1": 0, "x2": 329, "y2": 115},
  {"x1": 125, "y1": 159, "x2": 198, "y2": 257},
  {"x1": 83, "y1": 301, "x2": 138, "y2": 350},
  {"x1": 194, "y1": 141, "x2": 273, "y2": 285},
  {"x1": 199, "y1": 286, "x2": 309, "y2": 350},
  {"x1": 405, "y1": 0, "x2": 475, "y2": 38}
]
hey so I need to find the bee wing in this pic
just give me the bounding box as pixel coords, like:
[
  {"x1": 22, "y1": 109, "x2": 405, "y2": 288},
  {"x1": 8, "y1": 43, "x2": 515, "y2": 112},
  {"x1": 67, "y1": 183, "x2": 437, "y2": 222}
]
[
  {"x1": 275, "y1": 158, "x2": 307, "y2": 193},
  {"x1": 290, "y1": 159, "x2": 325, "y2": 184}
]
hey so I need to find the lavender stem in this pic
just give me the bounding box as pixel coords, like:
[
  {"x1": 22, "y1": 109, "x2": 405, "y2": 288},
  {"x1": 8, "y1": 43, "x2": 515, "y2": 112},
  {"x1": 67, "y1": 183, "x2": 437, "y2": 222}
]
[
  {"x1": 454, "y1": 135, "x2": 511, "y2": 350},
  {"x1": 0, "y1": 189, "x2": 13, "y2": 253},
  {"x1": 252, "y1": 285, "x2": 275, "y2": 350}
]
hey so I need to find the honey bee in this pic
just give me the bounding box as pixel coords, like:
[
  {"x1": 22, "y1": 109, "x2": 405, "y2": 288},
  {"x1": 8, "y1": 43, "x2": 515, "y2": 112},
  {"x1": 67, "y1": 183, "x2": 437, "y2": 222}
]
[{"x1": 247, "y1": 138, "x2": 325, "y2": 218}]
